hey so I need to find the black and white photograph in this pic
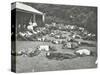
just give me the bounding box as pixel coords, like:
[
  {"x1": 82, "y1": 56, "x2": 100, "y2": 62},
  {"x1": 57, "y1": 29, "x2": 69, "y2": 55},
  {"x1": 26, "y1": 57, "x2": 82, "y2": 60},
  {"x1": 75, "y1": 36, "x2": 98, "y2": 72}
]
[{"x1": 11, "y1": 2, "x2": 97, "y2": 73}]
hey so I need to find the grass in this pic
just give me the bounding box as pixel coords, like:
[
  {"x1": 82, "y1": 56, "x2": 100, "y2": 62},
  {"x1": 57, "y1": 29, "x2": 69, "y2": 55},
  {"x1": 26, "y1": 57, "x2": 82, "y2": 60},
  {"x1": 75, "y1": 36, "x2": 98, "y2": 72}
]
[{"x1": 15, "y1": 41, "x2": 97, "y2": 73}]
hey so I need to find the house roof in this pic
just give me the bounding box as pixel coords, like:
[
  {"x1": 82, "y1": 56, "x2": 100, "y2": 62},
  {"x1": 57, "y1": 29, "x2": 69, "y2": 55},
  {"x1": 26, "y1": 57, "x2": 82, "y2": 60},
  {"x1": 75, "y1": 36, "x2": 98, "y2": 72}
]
[{"x1": 11, "y1": 2, "x2": 43, "y2": 15}]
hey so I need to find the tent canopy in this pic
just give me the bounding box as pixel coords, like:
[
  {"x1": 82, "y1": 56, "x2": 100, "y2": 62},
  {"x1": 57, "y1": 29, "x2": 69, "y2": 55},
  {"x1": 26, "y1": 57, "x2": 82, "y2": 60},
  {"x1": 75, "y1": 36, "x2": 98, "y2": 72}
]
[{"x1": 11, "y1": 2, "x2": 43, "y2": 15}]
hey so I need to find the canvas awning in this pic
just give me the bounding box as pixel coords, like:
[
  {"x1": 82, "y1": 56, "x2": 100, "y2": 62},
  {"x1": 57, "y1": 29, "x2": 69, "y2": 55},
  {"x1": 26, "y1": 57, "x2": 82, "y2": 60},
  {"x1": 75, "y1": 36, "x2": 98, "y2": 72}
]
[{"x1": 11, "y1": 2, "x2": 43, "y2": 15}]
